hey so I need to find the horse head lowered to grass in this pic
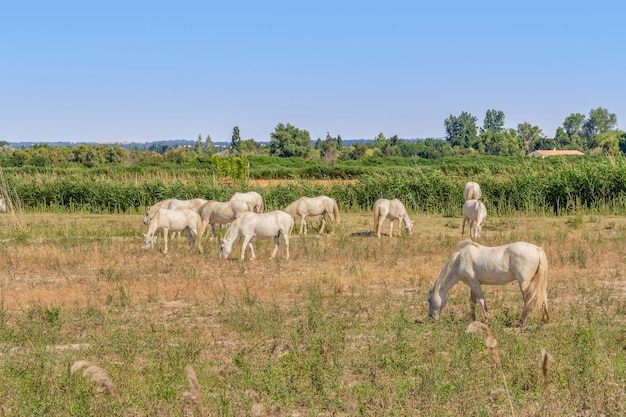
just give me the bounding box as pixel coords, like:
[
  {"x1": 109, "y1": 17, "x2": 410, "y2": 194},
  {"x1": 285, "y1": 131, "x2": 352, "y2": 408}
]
[
  {"x1": 428, "y1": 239, "x2": 550, "y2": 327},
  {"x1": 373, "y1": 198, "x2": 413, "y2": 238}
]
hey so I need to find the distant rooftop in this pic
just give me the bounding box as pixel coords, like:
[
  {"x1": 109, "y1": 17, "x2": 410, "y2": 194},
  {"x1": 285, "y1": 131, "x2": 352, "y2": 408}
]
[{"x1": 527, "y1": 149, "x2": 584, "y2": 157}]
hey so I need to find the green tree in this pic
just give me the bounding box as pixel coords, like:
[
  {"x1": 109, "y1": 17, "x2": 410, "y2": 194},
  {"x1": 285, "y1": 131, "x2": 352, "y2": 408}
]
[
  {"x1": 517, "y1": 122, "x2": 545, "y2": 153},
  {"x1": 319, "y1": 132, "x2": 339, "y2": 164},
  {"x1": 195, "y1": 134, "x2": 203, "y2": 154},
  {"x1": 239, "y1": 138, "x2": 264, "y2": 156},
  {"x1": 444, "y1": 112, "x2": 478, "y2": 148},
  {"x1": 583, "y1": 107, "x2": 617, "y2": 145},
  {"x1": 343, "y1": 143, "x2": 368, "y2": 160},
  {"x1": 230, "y1": 126, "x2": 241, "y2": 156},
  {"x1": 269, "y1": 123, "x2": 312, "y2": 158},
  {"x1": 28, "y1": 144, "x2": 52, "y2": 167},
  {"x1": 556, "y1": 113, "x2": 587, "y2": 150},
  {"x1": 563, "y1": 113, "x2": 585, "y2": 136},
  {"x1": 372, "y1": 132, "x2": 393, "y2": 156},
  {"x1": 480, "y1": 129, "x2": 523, "y2": 156},
  {"x1": 163, "y1": 147, "x2": 191, "y2": 164},
  {"x1": 589, "y1": 131, "x2": 620, "y2": 155},
  {"x1": 482, "y1": 109, "x2": 505, "y2": 133},
  {"x1": 204, "y1": 134, "x2": 215, "y2": 155}
]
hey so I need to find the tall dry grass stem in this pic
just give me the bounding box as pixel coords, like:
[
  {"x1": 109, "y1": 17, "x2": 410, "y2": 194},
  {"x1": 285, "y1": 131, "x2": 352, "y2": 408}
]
[
  {"x1": 71, "y1": 360, "x2": 125, "y2": 415},
  {"x1": 541, "y1": 348, "x2": 554, "y2": 389},
  {"x1": 183, "y1": 365, "x2": 205, "y2": 417},
  {"x1": 466, "y1": 321, "x2": 515, "y2": 417},
  {"x1": 0, "y1": 167, "x2": 26, "y2": 231}
]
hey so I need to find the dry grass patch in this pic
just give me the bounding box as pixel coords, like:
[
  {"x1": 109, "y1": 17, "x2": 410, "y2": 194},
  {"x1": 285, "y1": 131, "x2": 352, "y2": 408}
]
[{"x1": 0, "y1": 212, "x2": 625, "y2": 415}]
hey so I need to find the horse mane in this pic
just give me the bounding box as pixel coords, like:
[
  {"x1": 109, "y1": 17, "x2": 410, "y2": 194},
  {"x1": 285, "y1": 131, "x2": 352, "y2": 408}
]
[
  {"x1": 431, "y1": 239, "x2": 479, "y2": 293},
  {"x1": 454, "y1": 238, "x2": 479, "y2": 253},
  {"x1": 284, "y1": 197, "x2": 304, "y2": 216}
]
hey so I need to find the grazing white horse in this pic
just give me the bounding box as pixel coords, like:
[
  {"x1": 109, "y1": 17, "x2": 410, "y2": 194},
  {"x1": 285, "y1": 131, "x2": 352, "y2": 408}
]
[
  {"x1": 463, "y1": 181, "x2": 482, "y2": 201},
  {"x1": 219, "y1": 211, "x2": 294, "y2": 260},
  {"x1": 0, "y1": 195, "x2": 6, "y2": 213},
  {"x1": 143, "y1": 208, "x2": 202, "y2": 253},
  {"x1": 229, "y1": 191, "x2": 264, "y2": 213},
  {"x1": 428, "y1": 239, "x2": 550, "y2": 327},
  {"x1": 284, "y1": 195, "x2": 340, "y2": 234},
  {"x1": 143, "y1": 198, "x2": 209, "y2": 225},
  {"x1": 373, "y1": 198, "x2": 413, "y2": 238},
  {"x1": 461, "y1": 199, "x2": 487, "y2": 239},
  {"x1": 197, "y1": 200, "x2": 252, "y2": 249}
]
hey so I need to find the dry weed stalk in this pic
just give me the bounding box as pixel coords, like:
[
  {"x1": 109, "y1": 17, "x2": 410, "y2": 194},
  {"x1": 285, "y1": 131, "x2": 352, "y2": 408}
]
[
  {"x1": 183, "y1": 365, "x2": 205, "y2": 417},
  {"x1": 541, "y1": 348, "x2": 554, "y2": 388},
  {"x1": 466, "y1": 321, "x2": 515, "y2": 417},
  {"x1": 71, "y1": 360, "x2": 123, "y2": 411},
  {"x1": 0, "y1": 168, "x2": 26, "y2": 231}
]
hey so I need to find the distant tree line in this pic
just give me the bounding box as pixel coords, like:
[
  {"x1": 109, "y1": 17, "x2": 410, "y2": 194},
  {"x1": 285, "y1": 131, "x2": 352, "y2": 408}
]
[{"x1": 1, "y1": 107, "x2": 625, "y2": 168}]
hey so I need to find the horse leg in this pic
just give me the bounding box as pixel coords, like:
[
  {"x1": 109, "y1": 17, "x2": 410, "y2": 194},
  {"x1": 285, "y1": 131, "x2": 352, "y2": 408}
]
[
  {"x1": 184, "y1": 228, "x2": 195, "y2": 249},
  {"x1": 300, "y1": 215, "x2": 306, "y2": 235},
  {"x1": 469, "y1": 282, "x2": 488, "y2": 321},
  {"x1": 376, "y1": 218, "x2": 384, "y2": 238},
  {"x1": 461, "y1": 217, "x2": 467, "y2": 236},
  {"x1": 163, "y1": 228, "x2": 169, "y2": 253},
  {"x1": 470, "y1": 289, "x2": 478, "y2": 321},
  {"x1": 271, "y1": 235, "x2": 279, "y2": 258},
  {"x1": 283, "y1": 233, "x2": 290, "y2": 259},
  {"x1": 319, "y1": 214, "x2": 326, "y2": 234},
  {"x1": 518, "y1": 288, "x2": 544, "y2": 327},
  {"x1": 389, "y1": 219, "x2": 394, "y2": 237},
  {"x1": 240, "y1": 235, "x2": 254, "y2": 260},
  {"x1": 542, "y1": 296, "x2": 550, "y2": 323}
]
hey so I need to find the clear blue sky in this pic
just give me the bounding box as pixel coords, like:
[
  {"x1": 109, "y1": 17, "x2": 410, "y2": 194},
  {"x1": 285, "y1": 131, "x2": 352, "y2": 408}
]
[{"x1": 1, "y1": 1, "x2": 624, "y2": 143}]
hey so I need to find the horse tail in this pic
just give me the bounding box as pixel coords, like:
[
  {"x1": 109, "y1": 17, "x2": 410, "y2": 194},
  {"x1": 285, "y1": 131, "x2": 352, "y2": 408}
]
[
  {"x1": 288, "y1": 215, "x2": 295, "y2": 236},
  {"x1": 332, "y1": 199, "x2": 340, "y2": 224},
  {"x1": 464, "y1": 182, "x2": 482, "y2": 201},
  {"x1": 374, "y1": 203, "x2": 381, "y2": 235},
  {"x1": 258, "y1": 197, "x2": 264, "y2": 213},
  {"x1": 525, "y1": 246, "x2": 549, "y2": 313}
]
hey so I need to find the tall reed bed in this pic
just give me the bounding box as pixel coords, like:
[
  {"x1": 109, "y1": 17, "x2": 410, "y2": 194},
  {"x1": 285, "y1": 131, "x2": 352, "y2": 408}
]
[{"x1": 4, "y1": 157, "x2": 626, "y2": 215}]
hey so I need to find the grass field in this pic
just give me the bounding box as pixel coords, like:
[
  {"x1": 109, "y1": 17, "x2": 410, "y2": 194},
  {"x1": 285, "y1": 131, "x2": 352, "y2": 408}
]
[{"x1": 0, "y1": 211, "x2": 624, "y2": 416}]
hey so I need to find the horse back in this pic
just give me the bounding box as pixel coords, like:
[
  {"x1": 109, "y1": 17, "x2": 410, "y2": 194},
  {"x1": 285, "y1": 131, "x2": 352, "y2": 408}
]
[{"x1": 462, "y1": 242, "x2": 540, "y2": 284}]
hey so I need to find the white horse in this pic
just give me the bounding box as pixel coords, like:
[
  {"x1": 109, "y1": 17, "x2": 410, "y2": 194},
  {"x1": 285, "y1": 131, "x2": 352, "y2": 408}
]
[
  {"x1": 143, "y1": 208, "x2": 202, "y2": 253},
  {"x1": 0, "y1": 195, "x2": 6, "y2": 213},
  {"x1": 373, "y1": 198, "x2": 413, "y2": 238},
  {"x1": 219, "y1": 211, "x2": 294, "y2": 260},
  {"x1": 284, "y1": 195, "x2": 340, "y2": 234},
  {"x1": 463, "y1": 181, "x2": 482, "y2": 201},
  {"x1": 143, "y1": 198, "x2": 209, "y2": 225},
  {"x1": 428, "y1": 239, "x2": 550, "y2": 327},
  {"x1": 229, "y1": 191, "x2": 264, "y2": 213},
  {"x1": 197, "y1": 199, "x2": 252, "y2": 249},
  {"x1": 461, "y1": 199, "x2": 487, "y2": 239}
]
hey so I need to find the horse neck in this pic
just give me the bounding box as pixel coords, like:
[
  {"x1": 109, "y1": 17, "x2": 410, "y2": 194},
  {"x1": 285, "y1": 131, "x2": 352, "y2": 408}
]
[
  {"x1": 146, "y1": 214, "x2": 161, "y2": 237},
  {"x1": 433, "y1": 255, "x2": 461, "y2": 299},
  {"x1": 223, "y1": 220, "x2": 240, "y2": 243}
]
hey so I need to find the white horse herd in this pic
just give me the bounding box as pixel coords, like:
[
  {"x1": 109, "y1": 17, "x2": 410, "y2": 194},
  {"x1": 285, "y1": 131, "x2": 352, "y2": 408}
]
[{"x1": 140, "y1": 181, "x2": 549, "y2": 327}]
